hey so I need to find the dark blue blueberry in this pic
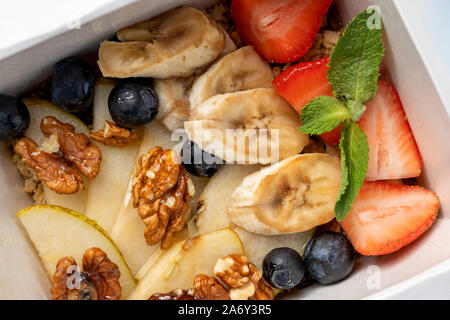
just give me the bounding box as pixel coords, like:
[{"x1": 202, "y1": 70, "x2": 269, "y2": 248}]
[
  {"x1": 51, "y1": 57, "x2": 95, "y2": 112},
  {"x1": 108, "y1": 80, "x2": 158, "y2": 129},
  {"x1": 0, "y1": 95, "x2": 30, "y2": 141},
  {"x1": 263, "y1": 247, "x2": 305, "y2": 289},
  {"x1": 304, "y1": 231, "x2": 356, "y2": 285},
  {"x1": 181, "y1": 140, "x2": 223, "y2": 178}
]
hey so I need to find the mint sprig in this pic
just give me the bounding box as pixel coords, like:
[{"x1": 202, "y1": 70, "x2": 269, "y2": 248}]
[
  {"x1": 335, "y1": 121, "x2": 369, "y2": 221},
  {"x1": 328, "y1": 10, "x2": 384, "y2": 104},
  {"x1": 299, "y1": 9, "x2": 384, "y2": 221},
  {"x1": 299, "y1": 96, "x2": 350, "y2": 135}
]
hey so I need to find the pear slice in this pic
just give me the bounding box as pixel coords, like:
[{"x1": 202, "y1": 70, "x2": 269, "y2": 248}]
[
  {"x1": 111, "y1": 120, "x2": 209, "y2": 274},
  {"x1": 110, "y1": 121, "x2": 180, "y2": 274},
  {"x1": 84, "y1": 81, "x2": 141, "y2": 233},
  {"x1": 23, "y1": 98, "x2": 89, "y2": 213},
  {"x1": 196, "y1": 164, "x2": 261, "y2": 235},
  {"x1": 17, "y1": 205, "x2": 136, "y2": 298},
  {"x1": 129, "y1": 229, "x2": 244, "y2": 300}
]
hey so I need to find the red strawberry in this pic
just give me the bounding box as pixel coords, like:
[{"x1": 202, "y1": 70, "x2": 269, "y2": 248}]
[
  {"x1": 273, "y1": 56, "x2": 332, "y2": 112},
  {"x1": 273, "y1": 56, "x2": 341, "y2": 145},
  {"x1": 320, "y1": 125, "x2": 342, "y2": 146},
  {"x1": 340, "y1": 181, "x2": 439, "y2": 256},
  {"x1": 231, "y1": 0, "x2": 333, "y2": 63},
  {"x1": 359, "y1": 81, "x2": 422, "y2": 180}
]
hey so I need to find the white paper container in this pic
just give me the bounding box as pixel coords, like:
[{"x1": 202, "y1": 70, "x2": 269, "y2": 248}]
[{"x1": 0, "y1": 0, "x2": 449, "y2": 300}]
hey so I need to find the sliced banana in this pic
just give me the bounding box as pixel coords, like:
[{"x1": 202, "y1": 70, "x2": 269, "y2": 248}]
[
  {"x1": 219, "y1": 27, "x2": 237, "y2": 58},
  {"x1": 98, "y1": 6, "x2": 225, "y2": 79},
  {"x1": 189, "y1": 46, "x2": 273, "y2": 109},
  {"x1": 154, "y1": 77, "x2": 193, "y2": 131},
  {"x1": 147, "y1": 22, "x2": 237, "y2": 132},
  {"x1": 227, "y1": 153, "x2": 341, "y2": 235},
  {"x1": 184, "y1": 88, "x2": 310, "y2": 164}
]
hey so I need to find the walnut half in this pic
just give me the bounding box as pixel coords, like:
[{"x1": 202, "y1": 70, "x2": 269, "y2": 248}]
[
  {"x1": 148, "y1": 254, "x2": 273, "y2": 301},
  {"x1": 41, "y1": 116, "x2": 102, "y2": 179},
  {"x1": 51, "y1": 247, "x2": 121, "y2": 300},
  {"x1": 132, "y1": 147, "x2": 194, "y2": 250},
  {"x1": 90, "y1": 121, "x2": 140, "y2": 147},
  {"x1": 214, "y1": 255, "x2": 273, "y2": 300},
  {"x1": 14, "y1": 137, "x2": 83, "y2": 194}
]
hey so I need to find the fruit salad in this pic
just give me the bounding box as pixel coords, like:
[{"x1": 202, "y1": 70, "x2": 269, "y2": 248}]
[{"x1": 1, "y1": 0, "x2": 440, "y2": 300}]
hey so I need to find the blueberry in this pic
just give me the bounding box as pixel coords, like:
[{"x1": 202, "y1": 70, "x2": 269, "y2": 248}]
[
  {"x1": 304, "y1": 231, "x2": 356, "y2": 285},
  {"x1": 0, "y1": 95, "x2": 30, "y2": 141},
  {"x1": 108, "y1": 81, "x2": 158, "y2": 129},
  {"x1": 51, "y1": 57, "x2": 95, "y2": 112},
  {"x1": 181, "y1": 140, "x2": 223, "y2": 178},
  {"x1": 262, "y1": 247, "x2": 305, "y2": 289}
]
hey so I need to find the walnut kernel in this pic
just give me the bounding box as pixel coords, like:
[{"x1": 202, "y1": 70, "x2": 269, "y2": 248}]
[
  {"x1": 90, "y1": 121, "x2": 140, "y2": 147},
  {"x1": 41, "y1": 116, "x2": 102, "y2": 179},
  {"x1": 50, "y1": 247, "x2": 121, "y2": 300},
  {"x1": 132, "y1": 147, "x2": 193, "y2": 250},
  {"x1": 14, "y1": 137, "x2": 83, "y2": 194}
]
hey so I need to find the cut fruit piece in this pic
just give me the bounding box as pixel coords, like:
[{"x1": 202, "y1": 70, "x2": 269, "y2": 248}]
[
  {"x1": 110, "y1": 121, "x2": 177, "y2": 274},
  {"x1": 273, "y1": 57, "x2": 332, "y2": 113},
  {"x1": 134, "y1": 228, "x2": 190, "y2": 281},
  {"x1": 129, "y1": 229, "x2": 244, "y2": 299},
  {"x1": 189, "y1": 46, "x2": 274, "y2": 108},
  {"x1": 272, "y1": 57, "x2": 340, "y2": 145},
  {"x1": 111, "y1": 121, "x2": 208, "y2": 274},
  {"x1": 23, "y1": 98, "x2": 89, "y2": 213},
  {"x1": 320, "y1": 124, "x2": 342, "y2": 146},
  {"x1": 185, "y1": 88, "x2": 310, "y2": 164},
  {"x1": 98, "y1": 6, "x2": 225, "y2": 78},
  {"x1": 339, "y1": 181, "x2": 439, "y2": 256},
  {"x1": 17, "y1": 204, "x2": 136, "y2": 298},
  {"x1": 233, "y1": 227, "x2": 314, "y2": 271},
  {"x1": 231, "y1": 0, "x2": 333, "y2": 63},
  {"x1": 85, "y1": 81, "x2": 141, "y2": 233},
  {"x1": 196, "y1": 164, "x2": 261, "y2": 235},
  {"x1": 154, "y1": 77, "x2": 192, "y2": 131},
  {"x1": 227, "y1": 153, "x2": 341, "y2": 235},
  {"x1": 24, "y1": 98, "x2": 89, "y2": 143},
  {"x1": 359, "y1": 81, "x2": 422, "y2": 180}
]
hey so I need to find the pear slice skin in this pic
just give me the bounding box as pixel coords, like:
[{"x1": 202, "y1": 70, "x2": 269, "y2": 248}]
[
  {"x1": 128, "y1": 228, "x2": 244, "y2": 300},
  {"x1": 23, "y1": 98, "x2": 89, "y2": 213},
  {"x1": 17, "y1": 204, "x2": 136, "y2": 299},
  {"x1": 84, "y1": 81, "x2": 141, "y2": 233}
]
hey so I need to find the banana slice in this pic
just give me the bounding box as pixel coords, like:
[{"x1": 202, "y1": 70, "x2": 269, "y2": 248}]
[
  {"x1": 154, "y1": 77, "x2": 193, "y2": 131},
  {"x1": 138, "y1": 23, "x2": 236, "y2": 131},
  {"x1": 227, "y1": 153, "x2": 341, "y2": 235},
  {"x1": 98, "y1": 6, "x2": 225, "y2": 79},
  {"x1": 189, "y1": 46, "x2": 274, "y2": 109},
  {"x1": 219, "y1": 27, "x2": 237, "y2": 58},
  {"x1": 184, "y1": 88, "x2": 310, "y2": 164}
]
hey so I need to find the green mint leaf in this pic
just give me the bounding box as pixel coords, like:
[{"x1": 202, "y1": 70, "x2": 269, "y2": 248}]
[
  {"x1": 347, "y1": 100, "x2": 367, "y2": 121},
  {"x1": 335, "y1": 121, "x2": 369, "y2": 221},
  {"x1": 327, "y1": 9, "x2": 384, "y2": 104},
  {"x1": 299, "y1": 96, "x2": 351, "y2": 135}
]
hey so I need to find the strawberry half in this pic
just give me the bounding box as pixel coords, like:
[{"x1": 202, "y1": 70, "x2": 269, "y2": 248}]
[
  {"x1": 231, "y1": 0, "x2": 333, "y2": 63},
  {"x1": 339, "y1": 181, "x2": 439, "y2": 256},
  {"x1": 359, "y1": 81, "x2": 422, "y2": 180},
  {"x1": 273, "y1": 56, "x2": 341, "y2": 145}
]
